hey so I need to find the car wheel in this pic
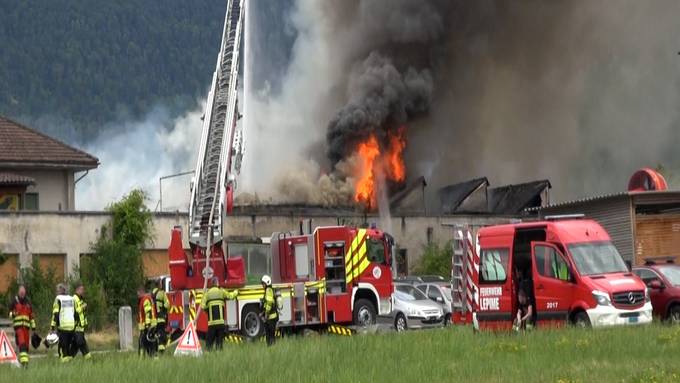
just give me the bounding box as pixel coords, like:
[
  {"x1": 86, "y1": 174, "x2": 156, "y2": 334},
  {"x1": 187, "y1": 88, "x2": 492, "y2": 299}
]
[
  {"x1": 353, "y1": 299, "x2": 377, "y2": 328},
  {"x1": 241, "y1": 305, "x2": 263, "y2": 339},
  {"x1": 668, "y1": 305, "x2": 680, "y2": 325},
  {"x1": 572, "y1": 311, "x2": 591, "y2": 328},
  {"x1": 395, "y1": 313, "x2": 407, "y2": 332},
  {"x1": 443, "y1": 313, "x2": 451, "y2": 327}
]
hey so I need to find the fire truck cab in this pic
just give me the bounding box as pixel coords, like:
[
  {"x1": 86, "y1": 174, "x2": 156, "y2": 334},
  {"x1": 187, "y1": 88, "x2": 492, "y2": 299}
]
[
  {"x1": 473, "y1": 218, "x2": 652, "y2": 329},
  {"x1": 167, "y1": 226, "x2": 394, "y2": 338}
]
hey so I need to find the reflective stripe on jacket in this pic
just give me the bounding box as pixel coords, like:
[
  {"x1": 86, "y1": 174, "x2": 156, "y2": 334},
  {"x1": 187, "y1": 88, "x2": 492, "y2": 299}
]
[
  {"x1": 152, "y1": 288, "x2": 170, "y2": 324},
  {"x1": 51, "y1": 295, "x2": 76, "y2": 331},
  {"x1": 9, "y1": 296, "x2": 35, "y2": 329},
  {"x1": 74, "y1": 294, "x2": 88, "y2": 332},
  {"x1": 201, "y1": 287, "x2": 238, "y2": 326},
  {"x1": 137, "y1": 294, "x2": 157, "y2": 331},
  {"x1": 262, "y1": 287, "x2": 278, "y2": 321}
]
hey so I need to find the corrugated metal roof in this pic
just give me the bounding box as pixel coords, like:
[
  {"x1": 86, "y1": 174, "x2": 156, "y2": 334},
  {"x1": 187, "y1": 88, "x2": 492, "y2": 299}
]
[
  {"x1": 0, "y1": 172, "x2": 35, "y2": 185},
  {"x1": 526, "y1": 192, "x2": 630, "y2": 211},
  {"x1": 527, "y1": 190, "x2": 680, "y2": 212}
]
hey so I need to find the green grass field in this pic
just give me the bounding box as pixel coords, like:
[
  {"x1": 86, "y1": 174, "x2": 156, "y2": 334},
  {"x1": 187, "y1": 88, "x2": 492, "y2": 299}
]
[{"x1": 3, "y1": 325, "x2": 680, "y2": 383}]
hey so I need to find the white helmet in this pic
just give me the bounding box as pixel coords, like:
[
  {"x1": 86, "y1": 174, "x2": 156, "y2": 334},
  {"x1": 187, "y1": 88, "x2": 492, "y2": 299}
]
[
  {"x1": 261, "y1": 275, "x2": 272, "y2": 286},
  {"x1": 45, "y1": 333, "x2": 59, "y2": 346}
]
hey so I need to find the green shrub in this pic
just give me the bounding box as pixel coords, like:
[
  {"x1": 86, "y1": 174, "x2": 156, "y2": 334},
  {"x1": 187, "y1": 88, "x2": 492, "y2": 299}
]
[
  {"x1": 83, "y1": 189, "x2": 152, "y2": 321},
  {"x1": 0, "y1": 259, "x2": 62, "y2": 333},
  {"x1": 413, "y1": 241, "x2": 452, "y2": 277}
]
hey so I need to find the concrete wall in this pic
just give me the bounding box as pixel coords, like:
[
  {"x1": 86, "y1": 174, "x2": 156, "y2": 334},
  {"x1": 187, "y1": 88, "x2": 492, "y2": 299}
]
[
  {"x1": 0, "y1": 168, "x2": 76, "y2": 210},
  {"x1": 222, "y1": 212, "x2": 511, "y2": 272},
  {"x1": 0, "y1": 209, "x2": 512, "y2": 289},
  {"x1": 0, "y1": 211, "x2": 189, "y2": 283}
]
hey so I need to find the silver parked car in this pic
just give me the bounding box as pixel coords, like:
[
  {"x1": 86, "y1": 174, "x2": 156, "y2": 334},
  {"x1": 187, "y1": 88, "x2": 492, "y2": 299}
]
[
  {"x1": 417, "y1": 283, "x2": 453, "y2": 325},
  {"x1": 391, "y1": 283, "x2": 444, "y2": 332}
]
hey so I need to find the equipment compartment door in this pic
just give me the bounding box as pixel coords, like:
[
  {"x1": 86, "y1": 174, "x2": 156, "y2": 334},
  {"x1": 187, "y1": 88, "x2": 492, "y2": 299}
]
[{"x1": 531, "y1": 242, "x2": 574, "y2": 328}]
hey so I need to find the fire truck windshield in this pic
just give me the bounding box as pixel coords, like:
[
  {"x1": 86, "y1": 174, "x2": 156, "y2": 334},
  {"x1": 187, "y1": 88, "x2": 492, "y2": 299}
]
[{"x1": 568, "y1": 242, "x2": 629, "y2": 276}]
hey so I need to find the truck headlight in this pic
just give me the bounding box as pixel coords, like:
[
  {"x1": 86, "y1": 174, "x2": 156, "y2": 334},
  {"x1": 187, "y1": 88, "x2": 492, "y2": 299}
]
[
  {"x1": 592, "y1": 290, "x2": 611, "y2": 306},
  {"x1": 645, "y1": 287, "x2": 650, "y2": 303}
]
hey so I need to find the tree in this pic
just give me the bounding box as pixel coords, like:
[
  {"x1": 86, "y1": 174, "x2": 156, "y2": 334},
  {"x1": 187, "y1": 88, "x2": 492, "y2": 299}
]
[
  {"x1": 83, "y1": 189, "x2": 153, "y2": 320},
  {"x1": 413, "y1": 242, "x2": 452, "y2": 277}
]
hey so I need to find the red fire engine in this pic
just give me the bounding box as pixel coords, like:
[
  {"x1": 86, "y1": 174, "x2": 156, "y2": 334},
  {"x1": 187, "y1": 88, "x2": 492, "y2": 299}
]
[
  {"x1": 167, "y1": 226, "x2": 394, "y2": 338},
  {"x1": 451, "y1": 217, "x2": 652, "y2": 330},
  {"x1": 161, "y1": 0, "x2": 394, "y2": 340}
]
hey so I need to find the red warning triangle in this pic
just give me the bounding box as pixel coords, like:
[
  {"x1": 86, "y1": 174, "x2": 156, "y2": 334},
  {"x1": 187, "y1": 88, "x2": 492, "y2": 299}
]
[
  {"x1": 0, "y1": 330, "x2": 19, "y2": 367},
  {"x1": 174, "y1": 321, "x2": 202, "y2": 356}
]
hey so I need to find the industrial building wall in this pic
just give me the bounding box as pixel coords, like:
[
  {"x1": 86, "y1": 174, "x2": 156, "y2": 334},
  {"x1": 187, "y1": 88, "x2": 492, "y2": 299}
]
[
  {"x1": 0, "y1": 209, "x2": 512, "y2": 292},
  {"x1": 0, "y1": 211, "x2": 190, "y2": 292},
  {"x1": 539, "y1": 195, "x2": 635, "y2": 262}
]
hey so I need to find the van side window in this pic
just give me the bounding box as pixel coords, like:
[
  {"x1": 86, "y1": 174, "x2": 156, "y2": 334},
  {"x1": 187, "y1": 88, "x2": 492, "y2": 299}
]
[
  {"x1": 535, "y1": 245, "x2": 571, "y2": 282},
  {"x1": 480, "y1": 249, "x2": 509, "y2": 284}
]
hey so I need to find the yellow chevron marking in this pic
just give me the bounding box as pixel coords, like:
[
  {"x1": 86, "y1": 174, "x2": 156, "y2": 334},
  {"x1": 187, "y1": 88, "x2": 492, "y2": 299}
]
[
  {"x1": 328, "y1": 325, "x2": 353, "y2": 336},
  {"x1": 169, "y1": 305, "x2": 183, "y2": 314}
]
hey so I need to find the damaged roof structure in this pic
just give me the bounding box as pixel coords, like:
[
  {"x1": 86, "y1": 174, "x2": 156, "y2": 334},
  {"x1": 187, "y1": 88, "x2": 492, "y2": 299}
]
[{"x1": 437, "y1": 178, "x2": 551, "y2": 215}]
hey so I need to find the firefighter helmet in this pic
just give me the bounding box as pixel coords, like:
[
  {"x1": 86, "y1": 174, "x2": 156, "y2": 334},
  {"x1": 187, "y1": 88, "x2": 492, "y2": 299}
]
[
  {"x1": 261, "y1": 275, "x2": 272, "y2": 286},
  {"x1": 45, "y1": 332, "x2": 59, "y2": 347}
]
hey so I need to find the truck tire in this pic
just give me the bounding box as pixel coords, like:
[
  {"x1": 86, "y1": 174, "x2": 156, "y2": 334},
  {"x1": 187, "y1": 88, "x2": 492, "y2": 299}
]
[
  {"x1": 394, "y1": 313, "x2": 407, "y2": 332},
  {"x1": 353, "y1": 299, "x2": 377, "y2": 328},
  {"x1": 572, "y1": 311, "x2": 591, "y2": 328},
  {"x1": 242, "y1": 305, "x2": 263, "y2": 339},
  {"x1": 667, "y1": 305, "x2": 680, "y2": 325}
]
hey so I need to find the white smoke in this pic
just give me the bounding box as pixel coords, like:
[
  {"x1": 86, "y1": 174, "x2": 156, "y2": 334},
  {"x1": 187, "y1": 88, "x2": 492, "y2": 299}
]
[{"x1": 76, "y1": 103, "x2": 204, "y2": 211}]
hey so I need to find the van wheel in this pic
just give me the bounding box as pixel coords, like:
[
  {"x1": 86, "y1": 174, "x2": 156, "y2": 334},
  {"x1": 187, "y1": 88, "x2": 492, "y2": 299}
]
[
  {"x1": 242, "y1": 305, "x2": 263, "y2": 339},
  {"x1": 668, "y1": 305, "x2": 680, "y2": 325},
  {"x1": 572, "y1": 311, "x2": 591, "y2": 328},
  {"x1": 395, "y1": 313, "x2": 407, "y2": 332},
  {"x1": 353, "y1": 299, "x2": 377, "y2": 328}
]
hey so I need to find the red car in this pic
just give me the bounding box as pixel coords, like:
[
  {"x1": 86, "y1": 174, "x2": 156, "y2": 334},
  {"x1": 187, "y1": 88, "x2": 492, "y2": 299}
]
[{"x1": 632, "y1": 259, "x2": 680, "y2": 324}]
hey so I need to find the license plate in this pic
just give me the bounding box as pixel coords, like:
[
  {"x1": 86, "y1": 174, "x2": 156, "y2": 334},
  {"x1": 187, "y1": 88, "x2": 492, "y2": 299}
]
[{"x1": 629, "y1": 316, "x2": 638, "y2": 323}]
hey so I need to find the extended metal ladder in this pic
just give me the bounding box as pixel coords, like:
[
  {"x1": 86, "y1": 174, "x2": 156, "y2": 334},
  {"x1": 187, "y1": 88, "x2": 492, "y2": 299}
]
[
  {"x1": 189, "y1": 0, "x2": 245, "y2": 247},
  {"x1": 451, "y1": 227, "x2": 467, "y2": 313},
  {"x1": 451, "y1": 226, "x2": 477, "y2": 324}
]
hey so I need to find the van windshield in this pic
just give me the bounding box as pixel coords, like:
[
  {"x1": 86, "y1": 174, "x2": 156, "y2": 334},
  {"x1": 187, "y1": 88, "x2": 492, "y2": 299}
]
[{"x1": 568, "y1": 242, "x2": 628, "y2": 276}]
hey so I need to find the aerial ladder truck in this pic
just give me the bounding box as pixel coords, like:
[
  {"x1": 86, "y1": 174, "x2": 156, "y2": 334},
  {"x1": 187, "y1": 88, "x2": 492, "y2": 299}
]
[{"x1": 166, "y1": 0, "x2": 394, "y2": 340}]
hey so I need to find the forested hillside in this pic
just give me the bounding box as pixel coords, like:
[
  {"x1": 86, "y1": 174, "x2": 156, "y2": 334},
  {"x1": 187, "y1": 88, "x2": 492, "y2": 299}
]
[{"x1": 0, "y1": 1, "x2": 225, "y2": 138}]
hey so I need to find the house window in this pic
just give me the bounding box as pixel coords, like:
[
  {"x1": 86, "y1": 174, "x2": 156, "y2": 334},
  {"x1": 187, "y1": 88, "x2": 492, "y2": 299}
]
[{"x1": 24, "y1": 193, "x2": 39, "y2": 210}]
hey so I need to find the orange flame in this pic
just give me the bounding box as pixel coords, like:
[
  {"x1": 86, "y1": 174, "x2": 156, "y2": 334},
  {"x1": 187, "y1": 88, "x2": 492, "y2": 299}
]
[
  {"x1": 353, "y1": 127, "x2": 407, "y2": 209},
  {"x1": 386, "y1": 127, "x2": 406, "y2": 183},
  {"x1": 354, "y1": 135, "x2": 380, "y2": 207}
]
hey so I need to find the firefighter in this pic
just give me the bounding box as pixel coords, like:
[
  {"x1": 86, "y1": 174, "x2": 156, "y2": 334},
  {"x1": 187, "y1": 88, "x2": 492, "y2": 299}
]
[
  {"x1": 513, "y1": 286, "x2": 534, "y2": 332},
  {"x1": 260, "y1": 275, "x2": 278, "y2": 346},
  {"x1": 152, "y1": 280, "x2": 170, "y2": 354},
  {"x1": 51, "y1": 283, "x2": 76, "y2": 362},
  {"x1": 137, "y1": 286, "x2": 157, "y2": 357},
  {"x1": 8, "y1": 285, "x2": 36, "y2": 366},
  {"x1": 201, "y1": 277, "x2": 238, "y2": 351},
  {"x1": 73, "y1": 282, "x2": 91, "y2": 359}
]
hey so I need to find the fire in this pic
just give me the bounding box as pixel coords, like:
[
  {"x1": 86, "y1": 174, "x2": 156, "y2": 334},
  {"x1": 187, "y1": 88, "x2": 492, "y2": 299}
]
[
  {"x1": 354, "y1": 135, "x2": 381, "y2": 207},
  {"x1": 386, "y1": 127, "x2": 406, "y2": 183},
  {"x1": 353, "y1": 127, "x2": 407, "y2": 209}
]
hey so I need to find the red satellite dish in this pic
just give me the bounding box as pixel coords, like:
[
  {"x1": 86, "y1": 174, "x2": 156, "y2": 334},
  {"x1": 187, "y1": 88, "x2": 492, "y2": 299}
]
[{"x1": 628, "y1": 168, "x2": 668, "y2": 192}]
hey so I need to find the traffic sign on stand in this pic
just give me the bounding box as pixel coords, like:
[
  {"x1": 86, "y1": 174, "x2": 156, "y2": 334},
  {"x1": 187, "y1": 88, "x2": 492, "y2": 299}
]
[
  {"x1": 0, "y1": 331, "x2": 19, "y2": 367},
  {"x1": 174, "y1": 321, "x2": 202, "y2": 357}
]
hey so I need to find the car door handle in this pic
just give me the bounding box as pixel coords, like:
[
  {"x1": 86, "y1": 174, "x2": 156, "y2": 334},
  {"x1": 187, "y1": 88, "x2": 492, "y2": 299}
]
[{"x1": 536, "y1": 284, "x2": 545, "y2": 290}]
